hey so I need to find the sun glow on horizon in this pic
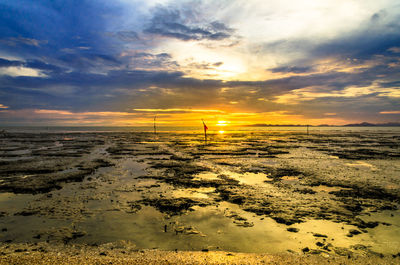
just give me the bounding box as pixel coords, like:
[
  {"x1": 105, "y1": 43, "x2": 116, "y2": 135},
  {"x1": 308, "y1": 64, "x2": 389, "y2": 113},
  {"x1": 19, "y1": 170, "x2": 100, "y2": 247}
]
[
  {"x1": 7, "y1": 108, "x2": 355, "y2": 126},
  {"x1": 217, "y1": 120, "x2": 229, "y2": 126}
]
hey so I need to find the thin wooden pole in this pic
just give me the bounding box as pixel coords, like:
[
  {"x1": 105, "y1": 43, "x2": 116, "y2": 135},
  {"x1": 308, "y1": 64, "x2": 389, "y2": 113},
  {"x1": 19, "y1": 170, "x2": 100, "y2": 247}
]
[
  {"x1": 154, "y1": 115, "x2": 157, "y2": 136},
  {"x1": 202, "y1": 119, "x2": 207, "y2": 144},
  {"x1": 204, "y1": 126, "x2": 207, "y2": 144}
]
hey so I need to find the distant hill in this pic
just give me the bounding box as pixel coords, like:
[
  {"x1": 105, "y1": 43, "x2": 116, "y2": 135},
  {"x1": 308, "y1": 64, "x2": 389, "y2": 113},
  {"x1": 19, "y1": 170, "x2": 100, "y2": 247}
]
[
  {"x1": 244, "y1": 122, "x2": 400, "y2": 127},
  {"x1": 244, "y1": 124, "x2": 310, "y2": 127},
  {"x1": 343, "y1": 122, "x2": 400, "y2": 127}
]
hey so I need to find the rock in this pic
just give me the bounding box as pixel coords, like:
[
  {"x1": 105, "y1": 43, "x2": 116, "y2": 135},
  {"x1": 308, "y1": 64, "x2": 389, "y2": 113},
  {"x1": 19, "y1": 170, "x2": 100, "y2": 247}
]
[
  {"x1": 302, "y1": 247, "x2": 310, "y2": 253},
  {"x1": 351, "y1": 244, "x2": 368, "y2": 251},
  {"x1": 323, "y1": 243, "x2": 333, "y2": 251},
  {"x1": 233, "y1": 220, "x2": 254, "y2": 227},
  {"x1": 333, "y1": 247, "x2": 353, "y2": 257},
  {"x1": 185, "y1": 227, "x2": 201, "y2": 235},
  {"x1": 309, "y1": 249, "x2": 323, "y2": 254},
  {"x1": 312, "y1": 233, "x2": 328, "y2": 238},
  {"x1": 287, "y1": 227, "x2": 299, "y2": 233},
  {"x1": 273, "y1": 216, "x2": 297, "y2": 225},
  {"x1": 346, "y1": 229, "x2": 361, "y2": 237},
  {"x1": 175, "y1": 226, "x2": 185, "y2": 234}
]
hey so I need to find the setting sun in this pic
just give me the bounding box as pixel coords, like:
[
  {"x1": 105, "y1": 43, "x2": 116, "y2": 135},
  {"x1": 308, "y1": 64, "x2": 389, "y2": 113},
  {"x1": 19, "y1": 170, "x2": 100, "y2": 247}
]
[{"x1": 217, "y1": 120, "x2": 228, "y2": 126}]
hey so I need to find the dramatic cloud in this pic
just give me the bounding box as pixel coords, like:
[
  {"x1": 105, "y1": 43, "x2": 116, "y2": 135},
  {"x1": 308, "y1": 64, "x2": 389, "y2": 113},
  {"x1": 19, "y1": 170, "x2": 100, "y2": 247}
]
[
  {"x1": 0, "y1": 37, "x2": 46, "y2": 47},
  {"x1": 0, "y1": 58, "x2": 24, "y2": 67},
  {"x1": 133, "y1": 108, "x2": 225, "y2": 113},
  {"x1": 269, "y1": 66, "x2": 315, "y2": 74},
  {"x1": 144, "y1": 5, "x2": 234, "y2": 41},
  {"x1": 0, "y1": 0, "x2": 399, "y2": 125},
  {"x1": 380, "y1": 111, "x2": 400, "y2": 114}
]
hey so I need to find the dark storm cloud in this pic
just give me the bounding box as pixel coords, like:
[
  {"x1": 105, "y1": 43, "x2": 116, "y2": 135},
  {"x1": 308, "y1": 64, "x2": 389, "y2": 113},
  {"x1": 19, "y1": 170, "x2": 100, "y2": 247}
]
[
  {"x1": 0, "y1": 62, "x2": 383, "y2": 110},
  {"x1": 25, "y1": 60, "x2": 65, "y2": 73},
  {"x1": 114, "y1": 31, "x2": 140, "y2": 42},
  {"x1": 269, "y1": 66, "x2": 314, "y2": 74},
  {"x1": 0, "y1": 86, "x2": 63, "y2": 109},
  {"x1": 0, "y1": 37, "x2": 46, "y2": 47},
  {"x1": 311, "y1": 12, "x2": 400, "y2": 60},
  {"x1": 260, "y1": 10, "x2": 400, "y2": 74},
  {"x1": 144, "y1": 5, "x2": 234, "y2": 41},
  {"x1": 57, "y1": 53, "x2": 121, "y2": 72},
  {"x1": 0, "y1": 0, "x2": 122, "y2": 61},
  {"x1": 0, "y1": 58, "x2": 23, "y2": 67},
  {"x1": 125, "y1": 52, "x2": 179, "y2": 70},
  {"x1": 0, "y1": 57, "x2": 64, "y2": 73},
  {"x1": 379, "y1": 80, "x2": 400, "y2": 88},
  {"x1": 312, "y1": 32, "x2": 400, "y2": 61}
]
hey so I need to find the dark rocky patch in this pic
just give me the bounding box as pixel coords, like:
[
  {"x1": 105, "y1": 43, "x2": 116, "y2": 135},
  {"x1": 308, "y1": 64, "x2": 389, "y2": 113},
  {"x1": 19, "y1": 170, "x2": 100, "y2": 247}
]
[
  {"x1": 346, "y1": 229, "x2": 362, "y2": 237},
  {"x1": 294, "y1": 188, "x2": 316, "y2": 194},
  {"x1": 330, "y1": 187, "x2": 399, "y2": 202},
  {"x1": 260, "y1": 167, "x2": 306, "y2": 181},
  {"x1": 287, "y1": 227, "x2": 299, "y2": 233},
  {"x1": 313, "y1": 233, "x2": 328, "y2": 238},
  {"x1": 125, "y1": 202, "x2": 142, "y2": 213},
  {"x1": 0, "y1": 159, "x2": 114, "y2": 194},
  {"x1": 331, "y1": 149, "x2": 400, "y2": 160},
  {"x1": 139, "y1": 198, "x2": 209, "y2": 215}
]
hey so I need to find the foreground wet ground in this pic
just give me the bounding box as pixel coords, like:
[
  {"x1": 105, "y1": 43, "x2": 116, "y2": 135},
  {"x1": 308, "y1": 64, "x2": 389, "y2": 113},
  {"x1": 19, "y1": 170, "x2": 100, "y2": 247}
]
[{"x1": 0, "y1": 129, "x2": 399, "y2": 258}]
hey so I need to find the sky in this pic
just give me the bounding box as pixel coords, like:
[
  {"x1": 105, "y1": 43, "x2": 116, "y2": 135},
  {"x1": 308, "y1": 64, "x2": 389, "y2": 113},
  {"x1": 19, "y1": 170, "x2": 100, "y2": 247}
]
[{"x1": 0, "y1": 0, "x2": 399, "y2": 126}]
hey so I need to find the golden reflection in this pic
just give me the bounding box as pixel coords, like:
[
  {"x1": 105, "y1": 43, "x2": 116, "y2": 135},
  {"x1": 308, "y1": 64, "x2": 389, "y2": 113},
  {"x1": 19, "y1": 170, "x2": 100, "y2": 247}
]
[{"x1": 219, "y1": 130, "x2": 225, "y2": 134}]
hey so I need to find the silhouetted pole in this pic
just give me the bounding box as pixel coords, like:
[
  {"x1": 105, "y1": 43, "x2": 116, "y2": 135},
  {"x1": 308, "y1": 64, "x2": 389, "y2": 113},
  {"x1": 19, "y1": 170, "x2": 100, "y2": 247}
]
[
  {"x1": 306, "y1": 124, "x2": 309, "y2": 135},
  {"x1": 154, "y1": 115, "x2": 157, "y2": 136},
  {"x1": 202, "y1": 119, "x2": 208, "y2": 144}
]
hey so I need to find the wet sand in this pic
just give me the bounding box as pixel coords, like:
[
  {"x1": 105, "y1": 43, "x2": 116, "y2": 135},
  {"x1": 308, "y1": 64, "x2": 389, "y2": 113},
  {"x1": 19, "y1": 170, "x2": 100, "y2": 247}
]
[
  {"x1": 0, "y1": 129, "x2": 399, "y2": 262},
  {"x1": 0, "y1": 242, "x2": 399, "y2": 265}
]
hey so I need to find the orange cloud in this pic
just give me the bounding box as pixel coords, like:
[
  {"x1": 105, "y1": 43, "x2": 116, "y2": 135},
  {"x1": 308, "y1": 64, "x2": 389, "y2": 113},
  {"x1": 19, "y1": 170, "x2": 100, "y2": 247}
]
[
  {"x1": 133, "y1": 108, "x2": 225, "y2": 113},
  {"x1": 380, "y1": 111, "x2": 400, "y2": 114}
]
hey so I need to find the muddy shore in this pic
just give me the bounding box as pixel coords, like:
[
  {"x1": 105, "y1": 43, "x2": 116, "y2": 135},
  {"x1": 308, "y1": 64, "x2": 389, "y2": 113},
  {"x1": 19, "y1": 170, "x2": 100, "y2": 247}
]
[
  {"x1": 0, "y1": 242, "x2": 399, "y2": 265},
  {"x1": 0, "y1": 129, "x2": 399, "y2": 261}
]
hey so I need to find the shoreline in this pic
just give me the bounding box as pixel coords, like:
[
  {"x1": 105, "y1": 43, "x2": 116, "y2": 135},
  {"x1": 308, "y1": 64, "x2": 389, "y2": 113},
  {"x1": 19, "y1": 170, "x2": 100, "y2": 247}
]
[{"x1": 0, "y1": 242, "x2": 399, "y2": 265}]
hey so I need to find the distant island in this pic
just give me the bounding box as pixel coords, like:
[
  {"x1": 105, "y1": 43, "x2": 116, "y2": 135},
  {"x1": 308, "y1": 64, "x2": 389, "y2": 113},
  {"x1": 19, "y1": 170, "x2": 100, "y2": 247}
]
[
  {"x1": 342, "y1": 122, "x2": 400, "y2": 127},
  {"x1": 244, "y1": 122, "x2": 400, "y2": 127}
]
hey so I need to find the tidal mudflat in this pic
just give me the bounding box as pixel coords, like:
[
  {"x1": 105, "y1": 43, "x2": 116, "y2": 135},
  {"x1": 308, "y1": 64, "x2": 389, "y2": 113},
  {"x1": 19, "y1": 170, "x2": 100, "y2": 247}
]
[{"x1": 0, "y1": 129, "x2": 399, "y2": 260}]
